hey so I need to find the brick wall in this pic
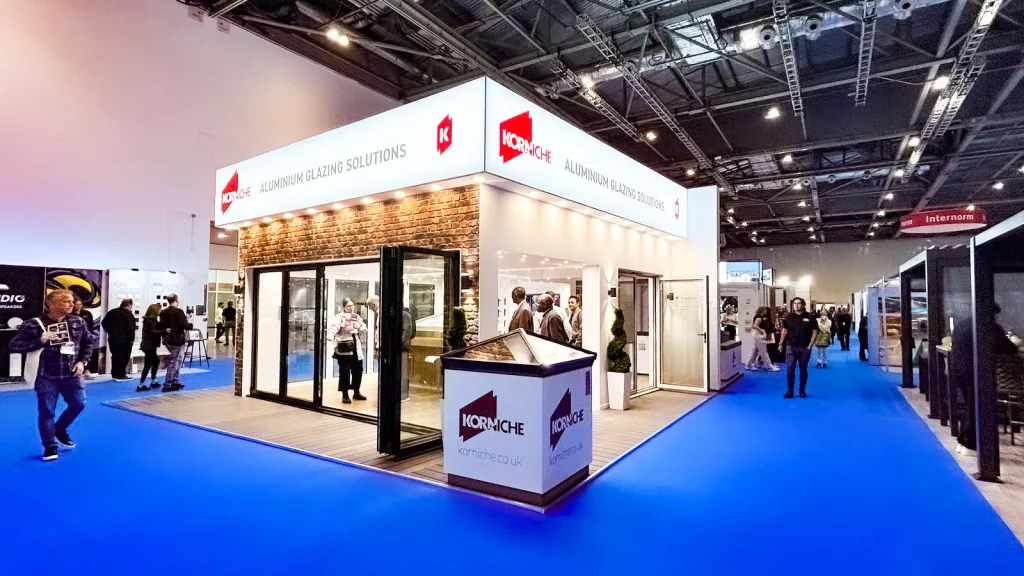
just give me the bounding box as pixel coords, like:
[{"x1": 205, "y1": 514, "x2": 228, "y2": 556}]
[{"x1": 232, "y1": 185, "x2": 480, "y2": 395}]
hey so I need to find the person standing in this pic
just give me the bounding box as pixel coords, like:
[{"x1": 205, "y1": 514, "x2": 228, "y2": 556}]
[
  {"x1": 137, "y1": 304, "x2": 163, "y2": 391},
  {"x1": 721, "y1": 304, "x2": 739, "y2": 341},
  {"x1": 214, "y1": 302, "x2": 225, "y2": 343},
  {"x1": 827, "y1": 306, "x2": 837, "y2": 344},
  {"x1": 10, "y1": 289, "x2": 93, "y2": 461},
  {"x1": 158, "y1": 294, "x2": 189, "y2": 392},
  {"x1": 101, "y1": 298, "x2": 137, "y2": 381},
  {"x1": 71, "y1": 296, "x2": 99, "y2": 379},
  {"x1": 858, "y1": 315, "x2": 869, "y2": 362},
  {"x1": 329, "y1": 298, "x2": 366, "y2": 405},
  {"x1": 507, "y1": 286, "x2": 534, "y2": 333},
  {"x1": 746, "y1": 307, "x2": 779, "y2": 371},
  {"x1": 545, "y1": 290, "x2": 573, "y2": 343},
  {"x1": 568, "y1": 295, "x2": 583, "y2": 348},
  {"x1": 815, "y1": 309, "x2": 832, "y2": 368},
  {"x1": 778, "y1": 298, "x2": 818, "y2": 398},
  {"x1": 221, "y1": 301, "x2": 237, "y2": 346},
  {"x1": 537, "y1": 294, "x2": 569, "y2": 344},
  {"x1": 834, "y1": 305, "x2": 853, "y2": 351}
]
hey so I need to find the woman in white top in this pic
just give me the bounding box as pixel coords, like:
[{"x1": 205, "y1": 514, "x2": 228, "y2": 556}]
[
  {"x1": 721, "y1": 304, "x2": 739, "y2": 341},
  {"x1": 746, "y1": 306, "x2": 779, "y2": 371},
  {"x1": 328, "y1": 298, "x2": 366, "y2": 404}
]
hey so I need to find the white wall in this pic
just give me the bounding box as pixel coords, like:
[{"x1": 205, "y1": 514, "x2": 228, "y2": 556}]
[
  {"x1": 0, "y1": 0, "x2": 394, "y2": 280},
  {"x1": 723, "y1": 236, "x2": 970, "y2": 304},
  {"x1": 671, "y1": 186, "x2": 721, "y2": 389},
  {"x1": 209, "y1": 244, "x2": 239, "y2": 272}
]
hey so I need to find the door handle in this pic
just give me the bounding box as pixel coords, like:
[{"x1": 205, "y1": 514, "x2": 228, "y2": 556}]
[{"x1": 697, "y1": 332, "x2": 707, "y2": 343}]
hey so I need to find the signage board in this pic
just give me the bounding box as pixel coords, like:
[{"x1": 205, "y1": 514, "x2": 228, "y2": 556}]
[
  {"x1": 484, "y1": 80, "x2": 687, "y2": 237},
  {"x1": 900, "y1": 208, "x2": 987, "y2": 234},
  {"x1": 540, "y1": 368, "x2": 592, "y2": 493},
  {"x1": 214, "y1": 79, "x2": 486, "y2": 225},
  {"x1": 0, "y1": 265, "x2": 46, "y2": 330}
]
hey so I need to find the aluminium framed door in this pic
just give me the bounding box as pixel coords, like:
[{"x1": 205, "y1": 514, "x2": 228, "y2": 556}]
[{"x1": 659, "y1": 276, "x2": 710, "y2": 393}]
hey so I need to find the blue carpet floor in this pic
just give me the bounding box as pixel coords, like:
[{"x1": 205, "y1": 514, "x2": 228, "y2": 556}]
[{"x1": 1, "y1": 342, "x2": 1021, "y2": 575}]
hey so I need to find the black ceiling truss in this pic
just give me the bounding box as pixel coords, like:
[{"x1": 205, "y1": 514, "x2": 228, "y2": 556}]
[{"x1": 193, "y1": 0, "x2": 1024, "y2": 247}]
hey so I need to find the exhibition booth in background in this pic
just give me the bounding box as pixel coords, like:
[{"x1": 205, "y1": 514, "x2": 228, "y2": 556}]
[
  {"x1": 893, "y1": 208, "x2": 1024, "y2": 484},
  {"x1": 216, "y1": 77, "x2": 719, "y2": 487},
  {"x1": 0, "y1": 264, "x2": 205, "y2": 382}
]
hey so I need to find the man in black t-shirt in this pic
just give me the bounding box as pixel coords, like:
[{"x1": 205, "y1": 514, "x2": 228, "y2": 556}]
[
  {"x1": 221, "y1": 301, "x2": 237, "y2": 346},
  {"x1": 778, "y1": 297, "x2": 818, "y2": 398}
]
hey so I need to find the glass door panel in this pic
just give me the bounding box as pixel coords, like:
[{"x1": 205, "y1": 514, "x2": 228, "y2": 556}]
[
  {"x1": 285, "y1": 269, "x2": 318, "y2": 404},
  {"x1": 253, "y1": 271, "x2": 282, "y2": 395},
  {"x1": 322, "y1": 261, "x2": 380, "y2": 417},
  {"x1": 379, "y1": 247, "x2": 460, "y2": 455},
  {"x1": 618, "y1": 277, "x2": 637, "y2": 391},
  {"x1": 661, "y1": 278, "x2": 708, "y2": 391}
]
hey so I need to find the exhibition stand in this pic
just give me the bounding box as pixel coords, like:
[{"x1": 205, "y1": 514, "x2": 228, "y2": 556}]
[
  {"x1": 897, "y1": 246, "x2": 969, "y2": 426},
  {"x1": 865, "y1": 277, "x2": 901, "y2": 368},
  {"x1": 968, "y1": 209, "x2": 1024, "y2": 482},
  {"x1": 440, "y1": 330, "x2": 596, "y2": 506}
]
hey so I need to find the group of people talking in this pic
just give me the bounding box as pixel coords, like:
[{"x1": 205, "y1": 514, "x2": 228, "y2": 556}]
[{"x1": 506, "y1": 286, "x2": 583, "y2": 347}]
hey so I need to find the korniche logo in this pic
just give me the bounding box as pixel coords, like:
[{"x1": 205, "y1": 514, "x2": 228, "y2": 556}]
[
  {"x1": 219, "y1": 171, "x2": 250, "y2": 215},
  {"x1": 459, "y1": 391, "x2": 525, "y2": 442},
  {"x1": 499, "y1": 111, "x2": 551, "y2": 164},
  {"x1": 437, "y1": 115, "x2": 453, "y2": 155},
  {"x1": 550, "y1": 388, "x2": 584, "y2": 450},
  {"x1": 674, "y1": 199, "x2": 680, "y2": 220}
]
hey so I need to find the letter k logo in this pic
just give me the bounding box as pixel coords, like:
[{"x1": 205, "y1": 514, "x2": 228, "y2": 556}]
[{"x1": 437, "y1": 115, "x2": 453, "y2": 155}]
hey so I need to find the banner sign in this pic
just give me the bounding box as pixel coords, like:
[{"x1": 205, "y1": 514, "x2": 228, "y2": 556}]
[
  {"x1": 214, "y1": 79, "x2": 486, "y2": 226},
  {"x1": 0, "y1": 265, "x2": 46, "y2": 330},
  {"x1": 215, "y1": 79, "x2": 690, "y2": 237},
  {"x1": 900, "y1": 208, "x2": 987, "y2": 234}
]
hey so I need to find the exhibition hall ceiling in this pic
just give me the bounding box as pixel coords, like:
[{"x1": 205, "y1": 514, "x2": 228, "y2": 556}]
[{"x1": 188, "y1": 0, "x2": 1024, "y2": 246}]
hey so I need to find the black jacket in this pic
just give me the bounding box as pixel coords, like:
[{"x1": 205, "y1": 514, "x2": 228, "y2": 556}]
[
  {"x1": 102, "y1": 307, "x2": 137, "y2": 342},
  {"x1": 158, "y1": 306, "x2": 190, "y2": 346},
  {"x1": 140, "y1": 317, "x2": 162, "y2": 351},
  {"x1": 835, "y1": 312, "x2": 853, "y2": 332}
]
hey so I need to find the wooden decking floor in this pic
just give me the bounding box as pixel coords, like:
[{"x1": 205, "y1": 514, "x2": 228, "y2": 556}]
[{"x1": 108, "y1": 387, "x2": 709, "y2": 489}]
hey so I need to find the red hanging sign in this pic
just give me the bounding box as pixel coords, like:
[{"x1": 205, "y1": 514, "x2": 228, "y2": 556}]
[{"x1": 900, "y1": 208, "x2": 987, "y2": 234}]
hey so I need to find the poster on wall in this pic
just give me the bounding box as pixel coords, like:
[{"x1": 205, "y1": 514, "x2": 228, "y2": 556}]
[{"x1": 0, "y1": 265, "x2": 46, "y2": 330}]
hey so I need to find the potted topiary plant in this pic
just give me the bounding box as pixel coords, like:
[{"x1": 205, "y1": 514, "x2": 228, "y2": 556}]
[
  {"x1": 607, "y1": 307, "x2": 632, "y2": 410},
  {"x1": 446, "y1": 307, "x2": 468, "y2": 350}
]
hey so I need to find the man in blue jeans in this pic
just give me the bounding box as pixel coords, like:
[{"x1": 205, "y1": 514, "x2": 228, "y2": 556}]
[
  {"x1": 777, "y1": 297, "x2": 818, "y2": 399},
  {"x1": 11, "y1": 289, "x2": 94, "y2": 461}
]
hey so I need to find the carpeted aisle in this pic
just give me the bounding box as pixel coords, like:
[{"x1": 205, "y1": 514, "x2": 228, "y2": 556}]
[{"x1": 1, "y1": 346, "x2": 1022, "y2": 575}]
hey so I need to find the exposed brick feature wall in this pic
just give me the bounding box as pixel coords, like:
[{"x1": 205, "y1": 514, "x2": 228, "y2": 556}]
[{"x1": 232, "y1": 186, "x2": 480, "y2": 395}]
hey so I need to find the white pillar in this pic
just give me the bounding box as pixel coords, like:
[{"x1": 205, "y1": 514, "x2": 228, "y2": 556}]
[{"x1": 584, "y1": 263, "x2": 615, "y2": 410}]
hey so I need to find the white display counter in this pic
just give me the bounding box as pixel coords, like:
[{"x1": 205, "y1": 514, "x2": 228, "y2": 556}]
[
  {"x1": 441, "y1": 330, "x2": 596, "y2": 507},
  {"x1": 716, "y1": 340, "x2": 743, "y2": 391}
]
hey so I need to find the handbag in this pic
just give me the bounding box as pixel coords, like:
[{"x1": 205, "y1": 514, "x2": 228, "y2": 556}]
[
  {"x1": 23, "y1": 319, "x2": 46, "y2": 386},
  {"x1": 334, "y1": 334, "x2": 356, "y2": 358}
]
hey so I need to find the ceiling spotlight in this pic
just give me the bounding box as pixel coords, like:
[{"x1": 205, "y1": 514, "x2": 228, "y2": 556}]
[
  {"x1": 878, "y1": 210, "x2": 886, "y2": 216},
  {"x1": 645, "y1": 130, "x2": 658, "y2": 142},
  {"x1": 750, "y1": 230, "x2": 758, "y2": 236},
  {"x1": 764, "y1": 106, "x2": 781, "y2": 120},
  {"x1": 580, "y1": 208, "x2": 591, "y2": 215},
  {"x1": 529, "y1": 191, "x2": 540, "y2": 198},
  {"x1": 741, "y1": 221, "x2": 749, "y2": 227},
  {"x1": 306, "y1": 208, "x2": 316, "y2": 215},
  {"x1": 807, "y1": 226, "x2": 815, "y2": 232},
  {"x1": 794, "y1": 183, "x2": 803, "y2": 191},
  {"x1": 581, "y1": 75, "x2": 595, "y2": 89},
  {"x1": 216, "y1": 233, "x2": 227, "y2": 239},
  {"x1": 262, "y1": 217, "x2": 273, "y2": 223},
  {"x1": 868, "y1": 231, "x2": 876, "y2": 237},
  {"x1": 797, "y1": 200, "x2": 807, "y2": 207},
  {"x1": 1018, "y1": 165, "x2": 1024, "y2": 173},
  {"x1": 909, "y1": 136, "x2": 921, "y2": 148},
  {"x1": 332, "y1": 203, "x2": 343, "y2": 210},
  {"x1": 993, "y1": 181, "x2": 1005, "y2": 190},
  {"x1": 727, "y1": 207, "x2": 735, "y2": 214},
  {"x1": 802, "y1": 216, "x2": 811, "y2": 222},
  {"x1": 430, "y1": 184, "x2": 442, "y2": 192},
  {"x1": 932, "y1": 75, "x2": 950, "y2": 91},
  {"x1": 781, "y1": 154, "x2": 793, "y2": 164},
  {"x1": 326, "y1": 28, "x2": 350, "y2": 46},
  {"x1": 759, "y1": 25, "x2": 779, "y2": 50},
  {"x1": 557, "y1": 200, "x2": 567, "y2": 207},
  {"x1": 759, "y1": 238, "x2": 766, "y2": 244},
  {"x1": 602, "y1": 215, "x2": 613, "y2": 221},
  {"x1": 283, "y1": 213, "x2": 294, "y2": 219},
  {"x1": 809, "y1": 234, "x2": 817, "y2": 240},
  {"x1": 804, "y1": 15, "x2": 824, "y2": 41},
  {"x1": 473, "y1": 175, "x2": 485, "y2": 184},
  {"x1": 362, "y1": 197, "x2": 372, "y2": 204},
  {"x1": 242, "y1": 221, "x2": 253, "y2": 227},
  {"x1": 872, "y1": 223, "x2": 880, "y2": 228},
  {"x1": 885, "y1": 193, "x2": 894, "y2": 201},
  {"x1": 967, "y1": 204, "x2": 976, "y2": 211},
  {"x1": 894, "y1": 169, "x2": 906, "y2": 178},
  {"x1": 739, "y1": 28, "x2": 760, "y2": 51},
  {"x1": 637, "y1": 226, "x2": 647, "y2": 232},
  {"x1": 394, "y1": 191, "x2": 406, "y2": 199},
  {"x1": 686, "y1": 168, "x2": 696, "y2": 177}
]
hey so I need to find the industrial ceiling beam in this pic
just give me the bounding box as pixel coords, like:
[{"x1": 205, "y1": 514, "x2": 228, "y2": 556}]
[
  {"x1": 208, "y1": 0, "x2": 250, "y2": 19},
  {"x1": 854, "y1": 0, "x2": 878, "y2": 106},
  {"x1": 772, "y1": 0, "x2": 807, "y2": 140}
]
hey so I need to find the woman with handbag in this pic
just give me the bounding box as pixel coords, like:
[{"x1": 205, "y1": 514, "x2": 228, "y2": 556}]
[
  {"x1": 329, "y1": 298, "x2": 366, "y2": 405},
  {"x1": 137, "y1": 304, "x2": 164, "y2": 392}
]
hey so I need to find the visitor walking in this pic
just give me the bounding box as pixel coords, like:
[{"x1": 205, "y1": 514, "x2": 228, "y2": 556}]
[
  {"x1": 101, "y1": 299, "x2": 137, "y2": 381},
  {"x1": 778, "y1": 298, "x2": 818, "y2": 399},
  {"x1": 745, "y1": 307, "x2": 778, "y2": 371},
  {"x1": 858, "y1": 315, "x2": 869, "y2": 362},
  {"x1": 71, "y1": 296, "x2": 99, "y2": 379},
  {"x1": 10, "y1": 289, "x2": 93, "y2": 461},
  {"x1": 138, "y1": 304, "x2": 163, "y2": 391},
  {"x1": 815, "y1": 309, "x2": 832, "y2": 368},
  {"x1": 221, "y1": 301, "x2": 237, "y2": 346},
  {"x1": 158, "y1": 294, "x2": 189, "y2": 392},
  {"x1": 568, "y1": 295, "x2": 583, "y2": 348},
  {"x1": 835, "y1": 305, "x2": 853, "y2": 351}
]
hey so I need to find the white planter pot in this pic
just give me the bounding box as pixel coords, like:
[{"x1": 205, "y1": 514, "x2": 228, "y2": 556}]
[{"x1": 607, "y1": 372, "x2": 632, "y2": 410}]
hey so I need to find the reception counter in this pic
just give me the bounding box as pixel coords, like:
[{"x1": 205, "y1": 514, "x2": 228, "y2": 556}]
[{"x1": 440, "y1": 330, "x2": 596, "y2": 507}]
